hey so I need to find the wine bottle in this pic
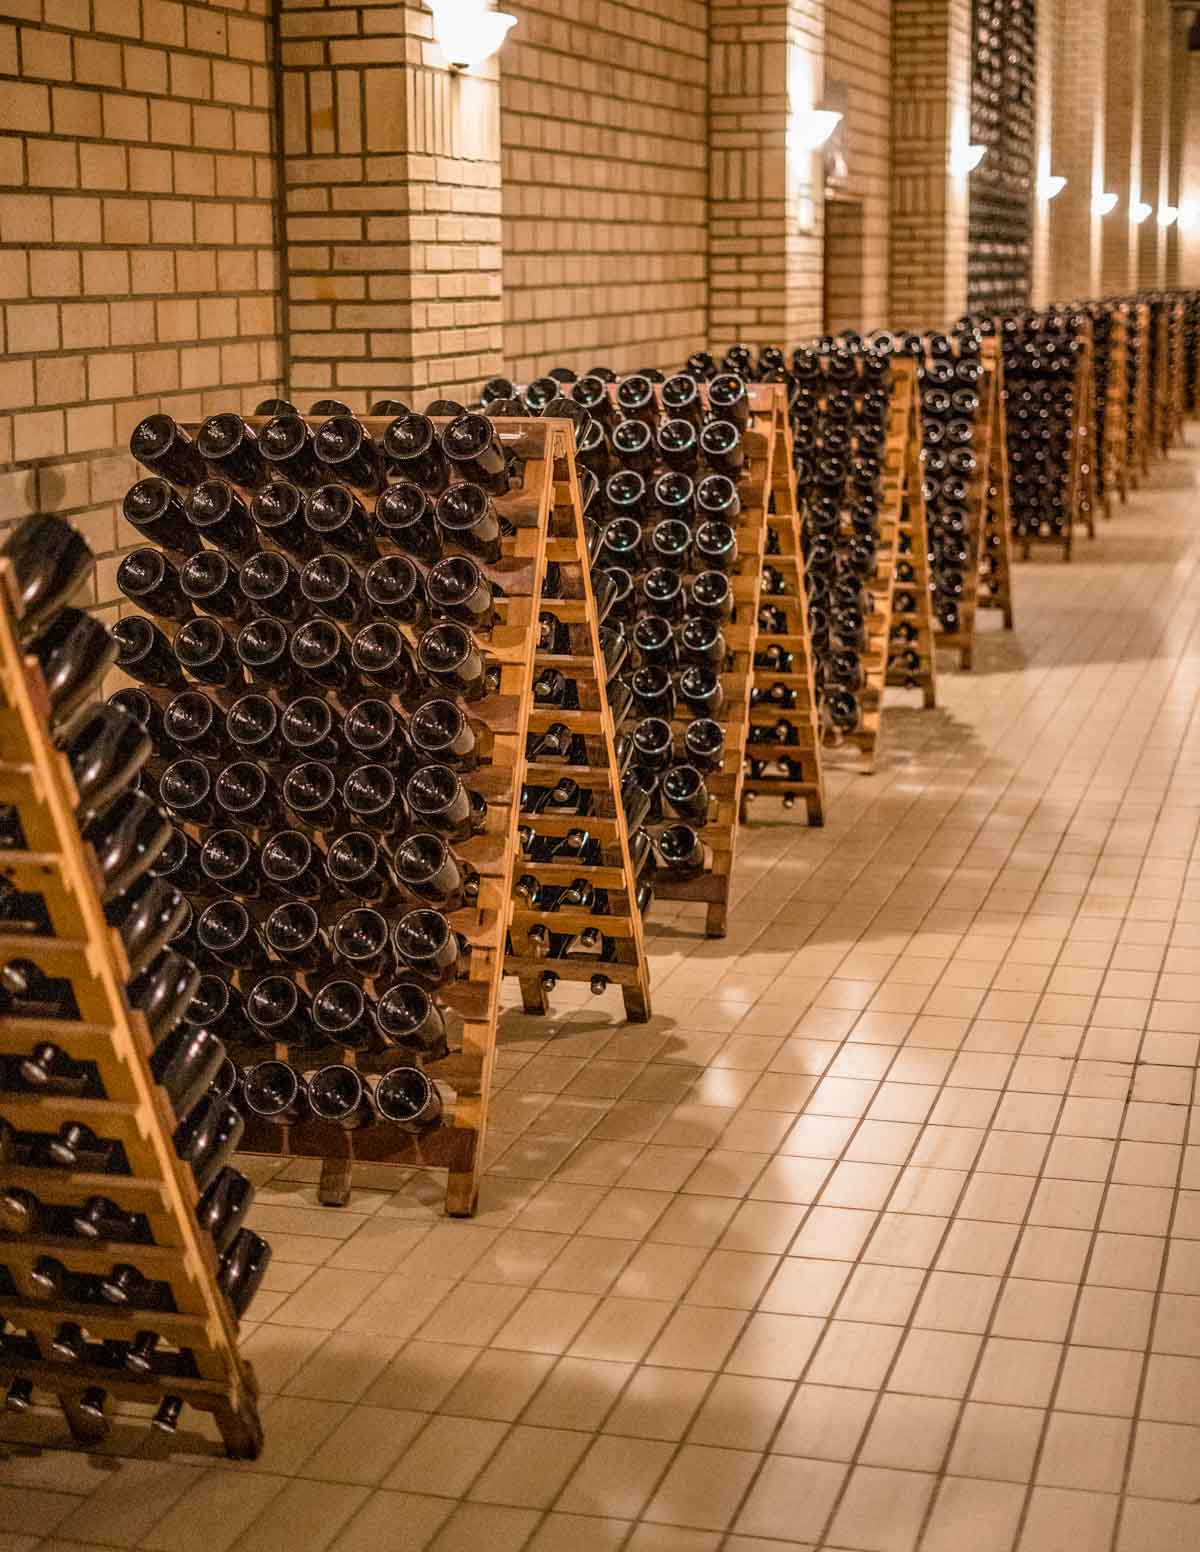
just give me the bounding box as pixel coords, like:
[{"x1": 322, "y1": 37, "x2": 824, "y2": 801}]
[
  {"x1": 239, "y1": 550, "x2": 302, "y2": 622},
  {"x1": 311, "y1": 979, "x2": 376, "y2": 1049},
  {"x1": 376, "y1": 981, "x2": 446, "y2": 1055},
  {"x1": 110, "y1": 874, "x2": 188, "y2": 977},
  {"x1": 264, "y1": 900, "x2": 330, "y2": 972},
  {"x1": 216, "y1": 1227, "x2": 271, "y2": 1318},
  {"x1": 330, "y1": 906, "x2": 392, "y2": 977},
  {"x1": 426, "y1": 554, "x2": 494, "y2": 626},
  {"x1": 374, "y1": 1065, "x2": 442, "y2": 1131},
  {"x1": 351, "y1": 621, "x2": 414, "y2": 696},
  {"x1": 364, "y1": 555, "x2": 424, "y2": 624},
  {"x1": 410, "y1": 697, "x2": 477, "y2": 768},
  {"x1": 112, "y1": 614, "x2": 183, "y2": 691},
  {"x1": 308, "y1": 1064, "x2": 375, "y2": 1129},
  {"x1": 434, "y1": 483, "x2": 502, "y2": 563},
  {"x1": 197, "y1": 899, "x2": 266, "y2": 970},
  {"x1": 150, "y1": 1022, "x2": 225, "y2": 1117},
  {"x1": 326, "y1": 830, "x2": 395, "y2": 904},
  {"x1": 656, "y1": 823, "x2": 708, "y2": 879},
  {"x1": 440, "y1": 413, "x2": 511, "y2": 494},
  {"x1": 174, "y1": 616, "x2": 244, "y2": 690},
  {"x1": 196, "y1": 1166, "x2": 255, "y2": 1255},
  {"x1": 159, "y1": 758, "x2": 215, "y2": 826},
  {"x1": 117, "y1": 548, "x2": 192, "y2": 622},
  {"x1": 343, "y1": 762, "x2": 407, "y2": 833},
  {"x1": 314, "y1": 415, "x2": 384, "y2": 493},
  {"x1": 173, "y1": 1091, "x2": 245, "y2": 1192},
  {"x1": 149, "y1": 825, "x2": 203, "y2": 892},
  {"x1": 306, "y1": 484, "x2": 375, "y2": 558},
  {"x1": 342, "y1": 697, "x2": 407, "y2": 766},
  {"x1": 241, "y1": 1060, "x2": 307, "y2": 1124},
  {"x1": 250, "y1": 481, "x2": 315, "y2": 558},
  {"x1": 375, "y1": 481, "x2": 442, "y2": 561},
  {"x1": 260, "y1": 413, "x2": 321, "y2": 487},
  {"x1": 199, "y1": 829, "x2": 261, "y2": 896},
  {"x1": 62, "y1": 703, "x2": 151, "y2": 815},
  {"x1": 416, "y1": 622, "x2": 488, "y2": 700},
  {"x1": 283, "y1": 760, "x2": 340, "y2": 830},
  {"x1": 214, "y1": 760, "x2": 278, "y2": 829},
  {"x1": 246, "y1": 973, "x2": 314, "y2": 1045},
  {"x1": 282, "y1": 695, "x2": 344, "y2": 763},
  {"x1": 290, "y1": 618, "x2": 356, "y2": 693},
  {"x1": 185, "y1": 481, "x2": 255, "y2": 557},
  {"x1": 123, "y1": 479, "x2": 201, "y2": 555},
  {"x1": 179, "y1": 550, "x2": 249, "y2": 624},
  {"x1": 392, "y1": 906, "x2": 461, "y2": 981},
  {"x1": 196, "y1": 413, "x2": 268, "y2": 489},
  {"x1": 382, "y1": 417, "x2": 449, "y2": 497},
  {"x1": 130, "y1": 414, "x2": 207, "y2": 487},
  {"x1": 261, "y1": 829, "x2": 324, "y2": 899},
  {"x1": 1, "y1": 513, "x2": 93, "y2": 640},
  {"x1": 234, "y1": 618, "x2": 299, "y2": 690},
  {"x1": 81, "y1": 789, "x2": 171, "y2": 901}
]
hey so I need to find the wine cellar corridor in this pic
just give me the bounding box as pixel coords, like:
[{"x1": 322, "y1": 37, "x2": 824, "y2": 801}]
[{"x1": 0, "y1": 443, "x2": 1195, "y2": 1550}]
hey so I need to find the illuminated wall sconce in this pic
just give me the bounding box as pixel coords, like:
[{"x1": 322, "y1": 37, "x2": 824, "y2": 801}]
[
  {"x1": 431, "y1": 0, "x2": 517, "y2": 71},
  {"x1": 950, "y1": 143, "x2": 987, "y2": 176},
  {"x1": 793, "y1": 109, "x2": 843, "y2": 152},
  {"x1": 1159, "y1": 205, "x2": 1179, "y2": 228},
  {"x1": 1179, "y1": 201, "x2": 1198, "y2": 232},
  {"x1": 1132, "y1": 201, "x2": 1153, "y2": 225},
  {"x1": 1093, "y1": 191, "x2": 1119, "y2": 216},
  {"x1": 1038, "y1": 173, "x2": 1067, "y2": 200}
]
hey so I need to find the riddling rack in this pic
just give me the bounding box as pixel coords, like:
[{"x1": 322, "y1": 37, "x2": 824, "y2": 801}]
[
  {"x1": 1128, "y1": 302, "x2": 1151, "y2": 485},
  {"x1": 827, "y1": 355, "x2": 925, "y2": 773},
  {"x1": 152, "y1": 415, "x2": 649, "y2": 1215},
  {"x1": 975, "y1": 351, "x2": 1016, "y2": 630},
  {"x1": 1010, "y1": 322, "x2": 1096, "y2": 562},
  {"x1": 923, "y1": 340, "x2": 1000, "y2": 673},
  {"x1": 1100, "y1": 305, "x2": 1130, "y2": 514},
  {"x1": 883, "y1": 385, "x2": 939, "y2": 705},
  {"x1": 0, "y1": 561, "x2": 263, "y2": 1456},
  {"x1": 615, "y1": 381, "x2": 769, "y2": 939},
  {"x1": 741, "y1": 385, "x2": 825, "y2": 824}
]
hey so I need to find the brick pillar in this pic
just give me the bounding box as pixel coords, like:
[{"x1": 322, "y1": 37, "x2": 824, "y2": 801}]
[
  {"x1": 1030, "y1": 0, "x2": 1057, "y2": 307},
  {"x1": 1165, "y1": 12, "x2": 1189, "y2": 287},
  {"x1": 1047, "y1": 0, "x2": 1106, "y2": 301},
  {"x1": 889, "y1": 0, "x2": 971, "y2": 330},
  {"x1": 1101, "y1": 0, "x2": 1145, "y2": 294},
  {"x1": 708, "y1": 0, "x2": 825, "y2": 352},
  {"x1": 278, "y1": 2, "x2": 503, "y2": 408},
  {"x1": 1137, "y1": 0, "x2": 1170, "y2": 287},
  {"x1": 1180, "y1": 50, "x2": 1200, "y2": 286}
]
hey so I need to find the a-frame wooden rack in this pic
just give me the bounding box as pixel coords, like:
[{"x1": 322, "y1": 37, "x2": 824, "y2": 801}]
[
  {"x1": 927, "y1": 344, "x2": 1009, "y2": 671},
  {"x1": 740, "y1": 384, "x2": 825, "y2": 825},
  {"x1": 591, "y1": 380, "x2": 769, "y2": 938},
  {"x1": 0, "y1": 564, "x2": 264, "y2": 1456},
  {"x1": 882, "y1": 362, "x2": 938, "y2": 708},
  {"x1": 1127, "y1": 302, "x2": 1151, "y2": 487},
  {"x1": 975, "y1": 347, "x2": 1016, "y2": 634},
  {"x1": 1098, "y1": 304, "x2": 1130, "y2": 515},
  {"x1": 1014, "y1": 324, "x2": 1097, "y2": 563},
  {"x1": 156, "y1": 415, "x2": 650, "y2": 1215}
]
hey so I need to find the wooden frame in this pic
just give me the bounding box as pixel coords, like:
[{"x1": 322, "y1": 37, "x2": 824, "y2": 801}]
[{"x1": 0, "y1": 563, "x2": 263, "y2": 1457}]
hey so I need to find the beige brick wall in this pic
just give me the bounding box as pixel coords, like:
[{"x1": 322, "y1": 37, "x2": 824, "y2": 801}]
[
  {"x1": 1138, "y1": 0, "x2": 1169, "y2": 287},
  {"x1": 889, "y1": 0, "x2": 971, "y2": 329},
  {"x1": 279, "y1": 1, "x2": 503, "y2": 406},
  {"x1": 1029, "y1": 0, "x2": 1055, "y2": 307},
  {"x1": 1101, "y1": 0, "x2": 1144, "y2": 293},
  {"x1": 826, "y1": 0, "x2": 891, "y2": 332},
  {"x1": 0, "y1": 0, "x2": 282, "y2": 607},
  {"x1": 1047, "y1": 0, "x2": 1105, "y2": 302},
  {"x1": 500, "y1": 0, "x2": 707, "y2": 378}
]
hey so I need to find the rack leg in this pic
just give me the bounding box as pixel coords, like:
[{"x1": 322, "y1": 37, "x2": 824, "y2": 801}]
[
  {"x1": 213, "y1": 1396, "x2": 264, "y2": 1460},
  {"x1": 621, "y1": 984, "x2": 650, "y2": 1024},
  {"x1": 805, "y1": 793, "x2": 824, "y2": 826},
  {"x1": 517, "y1": 972, "x2": 550, "y2": 1016},
  {"x1": 318, "y1": 1155, "x2": 353, "y2": 1207},
  {"x1": 445, "y1": 1123, "x2": 480, "y2": 1218},
  {"x1": 705, "y1": 901, "x2": 728, "y2": 939}
]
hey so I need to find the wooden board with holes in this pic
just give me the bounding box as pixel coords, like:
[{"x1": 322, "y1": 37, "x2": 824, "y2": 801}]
[
  {"x1": 740, "y1": 385, "x2": 825, "y2": 825},
  {"x1": 0, "y1": 562, "x2": 264, "y2": 1457}
]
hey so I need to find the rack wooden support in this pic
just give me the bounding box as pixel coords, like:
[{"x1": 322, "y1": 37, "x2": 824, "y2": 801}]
[
  {"x1": 822, "y1": 357, "x2": 923, "y2": 775},
  {"x1": 0, "y1": 565, "x2": 263, "y2": 1457},
  {"x1": 740, "y1": 385, "x2": 825, "y2": 825},
  {"x1": 504, "y1": 426, "x2": 652, "y2": 1023},
  {"x1": 1129, "y1": 304, "x2": 1151, "y2": 485},
  {"x1": 930, "y1": 349, "x2": 998, "y2": 672},
  {"x1": 1104, "y1": 308, "x2": 1130, "y2": 513},
  {"x1": 1015, "y1": 327, "x2": 1096, "y2": 563},
  {"x1": 884, "y1": 400, "x2": 939, "y2": 704}
]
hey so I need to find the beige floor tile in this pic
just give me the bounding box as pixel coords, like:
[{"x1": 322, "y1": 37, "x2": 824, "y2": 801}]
[
  {"x1": 604, "y1": 1365, "x2": 711, "y2": 1440},
  {"x1": 643, "y1": 1443, "x2": 761, "y2": 1530},
  {"x1": 735, "y1": 1455, "x2": 847, "y2": 1542},
  {"x1": 1018, "y1": 1485, "x2": 1118, "y2": 1552},
  {"x1": 140, "y1": 1470, "x2": 286, "y2": 1552},
  {"x1": 687, "y1": 1374, "x2": 792, "y2": 1450},
  {"x1": 468, "y1": 1424, "x2": 592, "y2": 1508},
  {"x1": 526, "y1": 1513, "x2": 631, "y2": 1552},
  {"x1": 427, "y1": 1503, "x2": 541, "y2": 1552},
  {"x1": 236, "y1": 1480, "x2": 370, "y2": 1552},
  {"x1": 860, "y1": 1393, "x2": 959, "y2": 1472},
  {"x1": 326, "y1": 1490, "x2": 455, "y2": 1552},
  {"x1": 827, "y1": 1464, "x2": 938, "y2": 1552},
  {"x1": 556, "y1": 1435, "x2": 676, "y2": 1518},
  {"x1": 921, "y1": 1477, "x2": 1027, "y2": 1552},
  {"x1": 385, "y1": 1415, "x2": 508, "y2": 1497}
]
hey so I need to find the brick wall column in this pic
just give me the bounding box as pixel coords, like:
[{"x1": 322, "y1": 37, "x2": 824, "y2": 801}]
[
  {"x1": 1137, "y1": 0, "x2": 1170, "y2": 287},
  {"x1": 1101, "y1": 0, "x2": 1144, "y2": 294},
  {"x1": 1030, "y1": 0, "x2": 1057, "y2": 307},
  {"x1": 888, "y1": 0, "x2": 971, "y2": 330},
  {"x1": 708, "y1": 0, "x2": 825, "y2": 352},
  {"x1": 1165, "y1": 11, "x2": 1189, "y2": 287},
  {"x1": 1179, "y1": 50, "x2": 1200, "y2": 286},
  {"x1": 278, "y1": 1, "x2": 503, "y2": 408},
  {"x1": 1047, "y1": 0, "x2": 1106, "y2": 301}
]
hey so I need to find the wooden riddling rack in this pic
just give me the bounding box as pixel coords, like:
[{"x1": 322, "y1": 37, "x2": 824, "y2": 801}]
[
  {"x1": 1127, "y1": 302, "x2": 1151, "y2": 486},
  {"x1": 0, "y1": 565, "x2": 263, "y2": 1456},
  {"x1": 146, "y1": 415, "x2": 650, "y2": 1215},
  {"x1": 922, "y1": 341, "x2": 1007, "y2": 672},
  {"x1": 596, "y1": 380, "x2": 768, "y2": 938},
  {"x1": 1010, "y1": 321, "x2": 1096, "y2": 563},
  {"x1": 1097, "y1": 304, "x2": 1130, "y2": 516},
  {"x1": 740, "y1": 384, "x2": 825, "y2": 825},
  {"x1": 882, "y1": 364, "x2": 939, "y2": 706},
  {"x1": 974, "y1": 349, "x2": 1016, "y2": 632},
  {"x1": 819, "y1": 355, "x2": 929, "y2": 773}
]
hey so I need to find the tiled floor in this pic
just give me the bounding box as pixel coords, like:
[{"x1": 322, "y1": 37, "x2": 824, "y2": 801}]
[{"x1": 8, "y1": 445, "x2": 1200, "y2": 1551}]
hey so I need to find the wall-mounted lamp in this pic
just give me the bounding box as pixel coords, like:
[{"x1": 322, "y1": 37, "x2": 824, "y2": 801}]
[
  {"x1": 1179, "y1": 201, "x2": 1199, "y2": 232},
  {"x1": 950, "y1": 143, "x2": 987, "y2": 176},
  {"x1": 1159, "y1": 205, "x2": 1179, "y2": 228},
  {"x1": 1093, "y1": 191, "x2": 1119, "y2": 216},
  {"x1": 431, "y1": 0, "x2": 516, "y2": 71},
  {"x1": 793, "y1": 109, "x2": 843, "y2": 152},
  {"x1": 1038, "y1": 173, "x2": 1067, "y2": 200},
  {"x1": 1132, "y1": 201, "x2": 1153, "y2": 225}
]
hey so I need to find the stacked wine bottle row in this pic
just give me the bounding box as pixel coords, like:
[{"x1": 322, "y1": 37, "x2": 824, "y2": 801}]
[
  {"x1": 973, "y1": 338, "x2": 1017, "y2": 636},
  {"x1": 117, "y1": 401, "x2": 647, "y2": 1212},
  {"x1": 991, "y1": 308, "x2": 1096, "y2": 560},
  {"x1": 1127, "y1": 301, "x2": 1150, "y2": 484},
  {"x1": 967, "y1": 0, "x2": 1037, "y2": 314},
  {"x1": 1089, "y1": 302, "x2": 1128, "y2": 518},
  {"x1": 0, "y1": 514, "x2": 265, "y2": 1456},
  {"x1": 1183, "y1": 293, "x2": 1200, "y2": 417}
]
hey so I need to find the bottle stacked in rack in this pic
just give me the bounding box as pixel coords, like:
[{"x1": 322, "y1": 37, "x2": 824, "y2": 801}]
[
  {"x1": 1184, "y1": 292, "x2": 1200, "y2": 415},
  {"x1": 484, "y1": 363, "x2": 752, "y2": 891},
  {"x1": 787, "y1": 336, "x2": 894, "y2": 735},
  {"x1": 918, "y1": 328, "x2": 984, "y2": 640},
  {"x1": 1089, "y1": 302, "x2": 1115, "y2": 507},
  {"x1": 967, "y1": 0, "x2": 1036, "y2": 313},
  {"x1": 118, "y1": 398, "x2": 513, "y2": 1143},
  {"x1": 992, "y1": 308, "x2": 1086, "y2": 540},
  {"x1": 0, "y1": 512, "x2": 271, "y2": 1436}
]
